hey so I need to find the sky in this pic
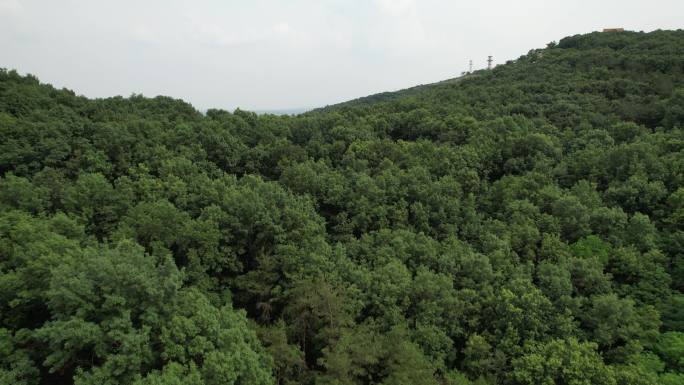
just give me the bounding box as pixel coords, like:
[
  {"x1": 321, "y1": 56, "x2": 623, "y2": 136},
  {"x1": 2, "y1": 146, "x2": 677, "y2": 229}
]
[{"x1": 1, "y1": 0, "x2": 682, "y2": 111}]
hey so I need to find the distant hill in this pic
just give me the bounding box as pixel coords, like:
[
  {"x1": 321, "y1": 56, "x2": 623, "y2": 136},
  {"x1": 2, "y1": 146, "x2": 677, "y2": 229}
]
[
  {"x1": 315, "y1": 29, "x2": 684, "y2": 127},
  {"x1": 313, "y1": 74, "x2": 475, "y2": 112},
  {"x1": 255, "y1": 107, "x2": 312, "y2": 115}
]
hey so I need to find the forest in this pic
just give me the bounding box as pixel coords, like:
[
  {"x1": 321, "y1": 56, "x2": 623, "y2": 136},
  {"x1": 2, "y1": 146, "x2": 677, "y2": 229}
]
[{"x1": 1, "y1": 30, "x2": 683, "y2": 385}]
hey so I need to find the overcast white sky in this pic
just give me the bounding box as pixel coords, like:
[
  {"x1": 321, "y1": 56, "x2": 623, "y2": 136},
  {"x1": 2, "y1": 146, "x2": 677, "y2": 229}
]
[{"x1": 1, "y1": 0, "x2": 682, "y2": 111}]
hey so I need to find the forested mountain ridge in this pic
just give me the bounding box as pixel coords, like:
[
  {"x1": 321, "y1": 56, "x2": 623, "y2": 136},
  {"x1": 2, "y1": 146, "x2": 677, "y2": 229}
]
[{"x1": 1, "y1": 29, "x2": 683, "y2": 385}]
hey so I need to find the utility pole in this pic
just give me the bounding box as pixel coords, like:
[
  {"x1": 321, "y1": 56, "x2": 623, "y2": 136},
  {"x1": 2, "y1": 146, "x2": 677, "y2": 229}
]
[
  {"x1": 468, "y1": 59, "x2": 473, "y2": 73},
  {"x1": 487, "y1": 55, "x2": 493, "y2": 70}
]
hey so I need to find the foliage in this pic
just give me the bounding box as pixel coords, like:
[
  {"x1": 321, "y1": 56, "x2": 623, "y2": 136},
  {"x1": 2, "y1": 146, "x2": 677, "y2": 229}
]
[{"x1": 1, "y1": 30, "x2": 683, "y2": 384}]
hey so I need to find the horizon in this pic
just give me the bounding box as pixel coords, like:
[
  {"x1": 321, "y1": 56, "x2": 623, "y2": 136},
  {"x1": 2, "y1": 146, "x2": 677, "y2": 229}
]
[{"x1": 2, "y1": 0, "x2": 682, "y2": 111}]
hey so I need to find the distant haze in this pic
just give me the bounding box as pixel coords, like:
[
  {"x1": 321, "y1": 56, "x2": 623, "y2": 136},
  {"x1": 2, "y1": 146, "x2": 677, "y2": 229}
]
[{"x1": 1, "y1": 0, "x2": 682, "y2": 111}]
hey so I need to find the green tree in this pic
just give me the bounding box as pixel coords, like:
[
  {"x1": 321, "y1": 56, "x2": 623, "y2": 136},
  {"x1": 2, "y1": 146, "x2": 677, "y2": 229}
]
[{"x1": 511, "y1": 338, "x2": 617, "y2": 385}]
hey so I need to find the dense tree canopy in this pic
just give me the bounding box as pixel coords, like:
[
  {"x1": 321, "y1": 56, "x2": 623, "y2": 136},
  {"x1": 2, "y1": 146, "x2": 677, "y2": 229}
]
[{"x1": 1, "y1": 30, "x2": 683, "y2": 384}]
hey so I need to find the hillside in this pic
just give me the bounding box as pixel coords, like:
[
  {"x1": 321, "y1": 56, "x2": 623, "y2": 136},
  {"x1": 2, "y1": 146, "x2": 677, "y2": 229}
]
[
  {"x1": 314, "y1": 74, "x2": 474, "y2": 112},
  {"x1": 1, "y1": 30, "x2": 683, "y2": 385}
]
